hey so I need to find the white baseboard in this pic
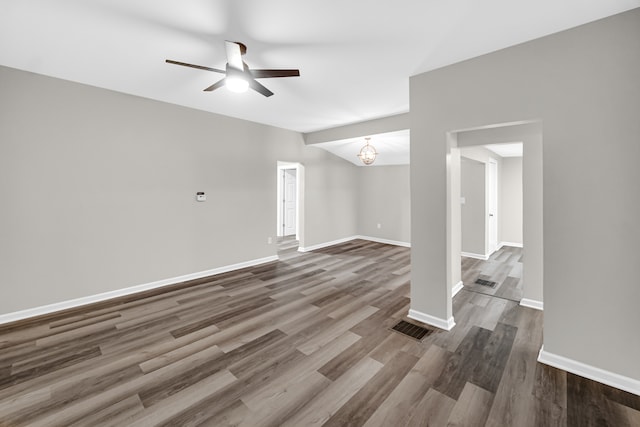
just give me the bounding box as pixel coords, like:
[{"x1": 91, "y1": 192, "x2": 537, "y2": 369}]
[
  {"x1": 499, "y1": 241, "x2": 523, "y2": 249},
  {"x1": 355, "y1": 235, "x2": 411, "y2": 248},
  {"x1": 461, "y1": 251, "x2": 490, "y2": 261},
  {"x1": 520, "y1": 298, "x2": 544, "y2": 311},
  {"x1": 0, "y1": 255, "x2": 279, "y2": 326},
  {"x1": 299, "y1": 235, "x2": 411, "y2": 252},
  {"x1": 298, "y1": 236, "x2": 358, "y2": 252},
  {"x1": 408, "y1": 309, "x2": 456, "y2": 331},
  {"x1": 537, "y1": 346, "x2": 640, "y2": 396},
  {"x1": 452, "y1": 281, "x2": 464, "y2": 297}
]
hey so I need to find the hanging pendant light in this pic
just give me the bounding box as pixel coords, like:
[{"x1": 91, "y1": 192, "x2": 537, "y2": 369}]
[{"x1": 357, "y1": 137, "x2": 377, "y2": 165}]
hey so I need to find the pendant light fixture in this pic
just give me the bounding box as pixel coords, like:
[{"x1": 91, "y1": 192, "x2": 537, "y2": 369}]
[{"x1": 357, "y1": 137, "x2": 377, "y2": 165}]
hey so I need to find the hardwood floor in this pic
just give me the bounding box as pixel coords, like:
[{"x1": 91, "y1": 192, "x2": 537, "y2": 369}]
[
  {"x1": 1, "y1": 239, "x2": 639, "y2": 426},
  {"x1": 461, "y1": 245, "x2": 523, "y2": 302}
]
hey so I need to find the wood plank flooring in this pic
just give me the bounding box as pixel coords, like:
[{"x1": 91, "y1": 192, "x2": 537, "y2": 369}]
[
  {"x1": 1, "y1": 239, "x2": 639, "y2": 426},
  {"x1": 462, "y1": 246, "x2": 524, "y2": 302}
]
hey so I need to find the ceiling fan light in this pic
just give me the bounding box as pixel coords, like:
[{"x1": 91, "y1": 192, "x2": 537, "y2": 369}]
[{"x1": 226, "y1": 76, "x2": 249, "y2": 93}]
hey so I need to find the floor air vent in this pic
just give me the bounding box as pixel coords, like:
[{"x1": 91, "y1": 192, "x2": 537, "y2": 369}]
[
  {"x1": 475, "y1": 278, "x2": 497, "y2": 288},
  {"x1": 391, "y1": 320, "x2": 433, "y2": 341}
]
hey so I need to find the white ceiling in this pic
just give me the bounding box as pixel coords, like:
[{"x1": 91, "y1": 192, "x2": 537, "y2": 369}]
[
  {"x1": 485, "y1": 143, "x2": 523, "y2": 158},
  {"x1": 313, "y1": 130, "x2": 410, "y2": 167},
  {"x1": 1, "y1": 1, "x2": 637, "y2": 138}
]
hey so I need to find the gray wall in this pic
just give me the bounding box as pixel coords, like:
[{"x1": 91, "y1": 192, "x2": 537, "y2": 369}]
[
  {"x1": 460, "y1": 158, "x2": 486, "y2": 255},
  {"x1": 410, "y1": 8, "x2": 640, "y2": 380},
  {"x1": 0, "y1": 65, "x2": 358, "y2": 315},
  {"x1": 357, "y1": 165, "x2": 410, "y2": 243},
  {"x1": 500, "y1": 157, "x2": 523, "y2": 245}
]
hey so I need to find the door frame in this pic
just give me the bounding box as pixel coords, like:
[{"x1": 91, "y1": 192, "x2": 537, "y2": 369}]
[
  {"x1": 448, "y1": 120, "x2": 542, "y2": 312},
  {"x1": 276, "y1": 162, "x2": 303, "y2": 242},
  {"x1": 486, "y1": 158, "x2": 499, "y2": 255}
]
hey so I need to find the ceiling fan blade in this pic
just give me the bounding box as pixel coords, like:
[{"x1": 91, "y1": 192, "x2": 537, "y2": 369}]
[
  {"x1": 225, "y1": 41, "x2": 244, "y2": 71},
  {"x1": 166, "y1": 59, "x2": 224, "y2": 74},
  {"x1": 249, "y1": 79, "x2": 274, "y2": 97},
  {"x1": 203, "y1": 78, "x2": 226, "y2": 92},
  {"x1": 250, "y1": 69, "x2": 300, "y2": 79}
]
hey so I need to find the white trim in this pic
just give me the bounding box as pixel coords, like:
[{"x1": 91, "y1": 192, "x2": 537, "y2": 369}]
[
  {"x1": 298, "y1": 236, "x2": 358, "y2": 252},
  {"x1": 355, "y1": 235, "x2": 411, "y2": 248},
  {"x1": 499, "y1": 241, "x2": 524, "y2": 249},
  {"x1": 0, "y1": 255, "x2": 278, "y2": 326},
  {"x1": 520, "y1": 298, "x2": 544, "y2": 311},
  {"x1": 276, "y1": 162, "x2": 302, "y2": 240},
  {"x1": 537, "y1": 346, "x2": 640, "y2": 396},
  {"x1": 487, "y1": 157, "x2": 499, "y2": 254},
  {"x1": 408, "y1": 309, "x2": 456, "y2": 331},
  {"x1": 299, "y1": 235, "x2": 411, "y2": 252},
  {"x1": 452, "y1": 281, "x2": 464, "y2": 297},
  {"x1": 461, "y1": 251, "x2": 490, "y2": 261}
]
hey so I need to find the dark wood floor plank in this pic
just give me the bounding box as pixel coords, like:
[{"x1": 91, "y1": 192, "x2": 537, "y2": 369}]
[
  {"x1": 470, "y1": 322, "x2": 518, "y2": 393},
  {"x1": 533, "y1": 363, "x2": 567, "y2": 424},
  {"x1": 433, "y1": 325, "x2": 493, "y2": 400},
  {"x1": 567, "y1": 372, "x2": 631, "y2": 427},
  {"x1": 604, "y1": 383, "x2": 640, "y2": 412}
]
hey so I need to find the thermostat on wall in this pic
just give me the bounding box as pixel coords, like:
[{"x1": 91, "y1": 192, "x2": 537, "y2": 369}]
[{"x1": 196, "y1": 192, "x2": 206, "y2": 202}]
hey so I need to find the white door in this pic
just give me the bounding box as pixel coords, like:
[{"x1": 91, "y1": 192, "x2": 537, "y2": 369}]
[
  {"x1": 488, "y1": 159, "x2": 498, "y2": 254},
  {"x1": 283, "y1": 169, "x2": 297, "y2": 236}
]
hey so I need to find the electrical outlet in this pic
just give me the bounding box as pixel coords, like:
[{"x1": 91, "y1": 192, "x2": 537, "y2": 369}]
[
  {"x1": 267, "y1": 237, "x2": 273, "y2": 244},
  {"x1": 377, "y1": 223, "x2": 382, "y2": 229}
]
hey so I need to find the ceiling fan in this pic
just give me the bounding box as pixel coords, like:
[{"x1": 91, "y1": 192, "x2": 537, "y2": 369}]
[{"x1": 166, "y1": 41, "x2": 300, "y2": 97}]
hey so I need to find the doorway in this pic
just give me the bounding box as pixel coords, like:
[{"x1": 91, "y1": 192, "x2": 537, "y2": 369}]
[
  {"x1": 451, "y1": 121, "x2": 542, "y2": 310},
  {"x1": 282, "y1": 168, "x2": 297, "y2": 237},
  {"x1": 276, "y1": 162, "x2": 304, "y2": 246},
  {"x1": 459, "y1": 145, "x2": 523, "y2": 302}
]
